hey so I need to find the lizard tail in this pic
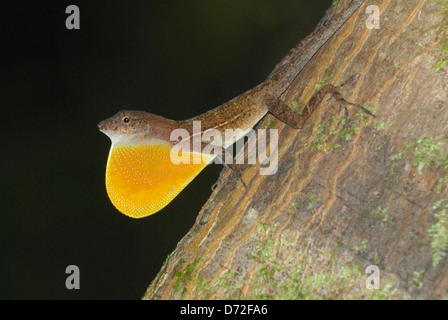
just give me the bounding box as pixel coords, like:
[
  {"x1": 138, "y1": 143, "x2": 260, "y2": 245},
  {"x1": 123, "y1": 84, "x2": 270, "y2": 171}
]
[{"x1": 267, "y1": 0, "x2": 366, "y2": 97}]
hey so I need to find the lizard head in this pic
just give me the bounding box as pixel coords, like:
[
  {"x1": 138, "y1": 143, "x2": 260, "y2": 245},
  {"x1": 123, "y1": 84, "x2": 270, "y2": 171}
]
[{"x1": 98, "y1": 110, "x2": 178, "y2": 146}]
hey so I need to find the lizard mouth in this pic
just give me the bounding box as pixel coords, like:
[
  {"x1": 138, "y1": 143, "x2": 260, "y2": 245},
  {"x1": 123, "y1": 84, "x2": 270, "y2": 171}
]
[
  {"x1": 97, "y1": 120, "x2": 107, "y2": 132},
  {"x1": 97, "y1": 120, "x2": 115, "y2": 137}
]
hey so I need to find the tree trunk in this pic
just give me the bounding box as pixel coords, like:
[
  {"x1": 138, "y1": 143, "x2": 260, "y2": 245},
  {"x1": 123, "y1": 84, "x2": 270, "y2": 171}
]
[{"x1": 143, "y1": 0, "x2": 448, "y2": 299}]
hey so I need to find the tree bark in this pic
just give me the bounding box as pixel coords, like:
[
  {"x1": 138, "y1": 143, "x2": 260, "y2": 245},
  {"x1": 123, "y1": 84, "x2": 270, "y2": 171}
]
[{"x1": 143, "y1": 0, "x2": 448, "y2": 299}]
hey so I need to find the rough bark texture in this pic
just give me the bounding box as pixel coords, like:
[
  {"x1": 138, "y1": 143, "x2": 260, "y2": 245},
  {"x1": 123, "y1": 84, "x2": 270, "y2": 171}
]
[{"x1": 143, "y1": 0, "x2": 448, "y2": 299}]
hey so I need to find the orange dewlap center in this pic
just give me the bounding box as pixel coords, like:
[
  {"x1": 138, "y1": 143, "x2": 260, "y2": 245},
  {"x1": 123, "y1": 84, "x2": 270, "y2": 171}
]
[{"x1": 105, "y1": 144, "x2": 214, "y2": 218}]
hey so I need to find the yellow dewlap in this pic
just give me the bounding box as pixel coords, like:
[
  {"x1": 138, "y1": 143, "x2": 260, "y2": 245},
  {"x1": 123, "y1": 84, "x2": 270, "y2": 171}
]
[{"x1": 105, "y1": 144, "x2": 213, "y2": 218}]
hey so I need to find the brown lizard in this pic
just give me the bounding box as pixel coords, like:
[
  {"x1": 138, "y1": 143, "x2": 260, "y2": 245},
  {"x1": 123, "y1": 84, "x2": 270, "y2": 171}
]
[{"x1": 98, "y1": 0, "x2": 366, "y2": 218}]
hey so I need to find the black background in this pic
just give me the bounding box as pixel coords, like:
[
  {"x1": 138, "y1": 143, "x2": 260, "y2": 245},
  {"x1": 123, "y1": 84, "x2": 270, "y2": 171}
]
[{"x1": 1, "y1": 0, "x2": 332, "y2": 299}]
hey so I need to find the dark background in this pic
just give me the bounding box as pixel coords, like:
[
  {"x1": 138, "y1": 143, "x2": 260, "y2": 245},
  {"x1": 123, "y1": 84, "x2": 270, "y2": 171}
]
[{"x1": 1, "y1": 0, "x2": 331, "y2": 299}]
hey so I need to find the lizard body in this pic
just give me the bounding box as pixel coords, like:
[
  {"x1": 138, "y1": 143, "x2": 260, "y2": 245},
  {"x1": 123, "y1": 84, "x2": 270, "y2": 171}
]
[{"x1": 98, "y1": 0, "x2": 366, "y2": 218}]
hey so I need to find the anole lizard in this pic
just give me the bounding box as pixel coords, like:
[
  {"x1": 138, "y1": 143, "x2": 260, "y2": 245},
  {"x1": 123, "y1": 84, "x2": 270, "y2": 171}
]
[{"x1": 98, "y1": 0, "x2": 366, "y2": 218}]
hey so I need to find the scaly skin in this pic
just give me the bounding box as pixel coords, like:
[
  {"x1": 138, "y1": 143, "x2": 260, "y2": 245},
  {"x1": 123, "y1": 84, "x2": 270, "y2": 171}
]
[{"x1": 98, "y1": 1, "x2": 366, "y2": 218}]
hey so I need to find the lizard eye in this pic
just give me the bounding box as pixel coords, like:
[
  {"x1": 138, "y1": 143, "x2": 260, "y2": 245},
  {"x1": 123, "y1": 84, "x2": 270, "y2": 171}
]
[{"x1": 122, "y1": 117, "x2": 130, "y2": 123}]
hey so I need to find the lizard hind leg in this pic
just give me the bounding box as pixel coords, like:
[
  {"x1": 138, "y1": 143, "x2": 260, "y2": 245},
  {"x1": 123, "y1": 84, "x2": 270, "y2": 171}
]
[
  {"x1": 265, "y1": 82, "x2": 374, "y2": 130},
  {"x1": 323, "y1": 83, "x2": 375, "y2": 117},
  {"x1": 264, "y1": 95, "x2": 317, "y2": 129}
]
